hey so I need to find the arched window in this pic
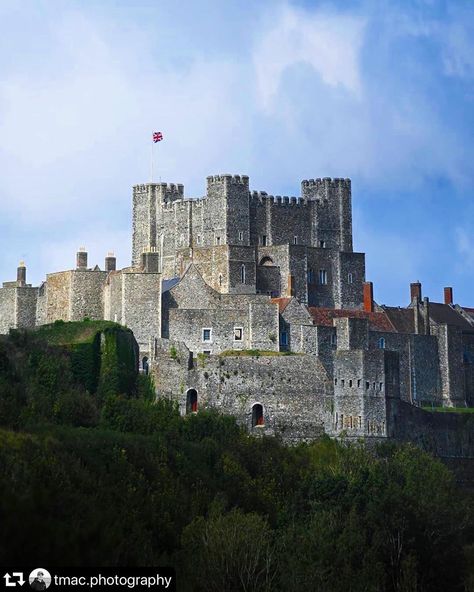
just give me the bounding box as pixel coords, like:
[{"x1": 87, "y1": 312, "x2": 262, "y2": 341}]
[
  {"x1": 259, "y1": 256, "x2": 274, "y2": 267},
  {"x1": 378, "y1": 337, "x2": 385, "y2": 349},
  {"x1": 252, "y1": 403, "x2": 264, "y2": 427},
  {"x1": 142, "y1": 356, "x2": 149, "y2": 375},
  {"x1": 186, "y1": 389, "x2": 198, "y2": 414},
  {"x1": 241, "y1": 264, "x2": 246, "y2": 284}
]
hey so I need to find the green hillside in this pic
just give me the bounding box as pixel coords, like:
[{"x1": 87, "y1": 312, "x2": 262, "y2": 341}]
[{"x1": 0, "y1": 323, "x2": 473, "y2": 591}]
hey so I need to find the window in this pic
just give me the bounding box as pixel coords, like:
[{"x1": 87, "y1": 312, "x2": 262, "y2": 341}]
[
  {"x1": 252, "y1": 403, "x2": 264, "y2": 427},
  {"x1": 202, "y1": 328, "x2": 212, "y2": 342},
  {"x1": 219, "y1": 274, "x2": 223, "y2": 287},
  {"x1": 319, "y1": 240, "x2": 326, "y2": 248},
  {"x1": 366, "y1": 381, "x2": 370, "y2": 390},
  {"x1": 293, "y1": 236, "x2": 298, "y2": 245},
  {"x1": 378, "y1": 337, "x2": 385, "y2": 349},
  {"x1": 319, "y1": 269, "x2": 328, "y2": 285},
  {"x1": 307, "y1": 269, "x2": 314, "y2": 284},
  {"x1": 203, "y1": 350, "x2": 211, "y2": 355},
  {"x1": 331, "y1": 333, "x2": 337, "y2": 346},
  {"x1": 341, "y1": 379, "x2": 345, "y2": 387},
  {"x1": 197, "y1": 235, "x2": 201, "y2": 245},
  {"x1": 334, "y1": 378, "x2": 338, "y2": 385},
  {"x1": 348, "y1": 273, "x2": 353, "y2": 284},
  {"x1": 216, "y1": 236, "x2": 221, "y2": 245},
  {"x1": 239, "y1": 231, "x2": 243, "y2": 241},
  {"x1": 262, "y1": 235, "x2": 267, "y2": 246},
  {"x1": 357, "y1": 379, "x2": 361, "y2": 388},
  {"x1": 280, "y1": 332, "x2": 288, "y2": 346},
  {"x1": 349, "y1": 380, "x2": 353, "y2": 387},
  {"x1": 142, "y1": 356, "x2": 149, "y2": 375},
  {"x1": 241, "y1": 264, "x2": 246, "y2": 284},
  {"x1": 234, "y1": 327, "x2": 243, "y2": 341},
  {"x1": 379, "y1": 382, "x2": 383, "y2": 391}
]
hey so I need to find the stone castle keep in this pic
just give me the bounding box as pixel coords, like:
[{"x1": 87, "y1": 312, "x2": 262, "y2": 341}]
[{"x1": 1, "y1": 173, "x2": 473, "y2": 451}]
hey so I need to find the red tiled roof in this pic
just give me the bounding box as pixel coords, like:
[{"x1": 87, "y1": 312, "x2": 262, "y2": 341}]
[
  {"x1": 307, "y1": 307, "x2": 396, "y2": 332},
  {"x1": 270, "y1": 297, "x2": 292, "y2": 312}
]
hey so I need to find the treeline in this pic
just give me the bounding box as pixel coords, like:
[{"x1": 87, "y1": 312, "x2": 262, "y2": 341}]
[{"x1": 0, "y1": 325, "x2": 473, "y2": 591}]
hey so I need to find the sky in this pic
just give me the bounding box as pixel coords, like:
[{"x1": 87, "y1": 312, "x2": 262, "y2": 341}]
[{"x1": 0, "y1": 0, "x2": 473, "y2": 306}]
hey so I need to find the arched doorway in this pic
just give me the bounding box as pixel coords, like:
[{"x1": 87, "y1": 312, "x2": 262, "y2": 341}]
[
  {"x1": 251, "y1": 403, "x2": 264, "y2": 427},
  {"x1": 186, "y1": 389, "x2": 198, "y2": 414}
]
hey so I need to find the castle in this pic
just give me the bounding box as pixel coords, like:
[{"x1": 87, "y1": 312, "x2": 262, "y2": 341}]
[{"x1": 1, "y1": 173, "x2": 473, "y2": 452}]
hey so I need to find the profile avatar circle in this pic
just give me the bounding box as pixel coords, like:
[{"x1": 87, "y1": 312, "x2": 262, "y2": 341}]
[{"x1": 29, "y1": 569, "x2": 51, "y2": 590}]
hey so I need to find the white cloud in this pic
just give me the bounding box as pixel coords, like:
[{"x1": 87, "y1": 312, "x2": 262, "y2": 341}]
[{"x1": 253, "y1": 5, "x2": 366, "y2": 111}]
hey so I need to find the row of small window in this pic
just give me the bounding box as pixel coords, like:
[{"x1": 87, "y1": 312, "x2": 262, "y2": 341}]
[
  {"x1": 335, "y1": 414, "x2": 386, "y2": 434},
  {"x1": 202, "y1": 327, "x2": 243, "y2": 342},
  {"x1": 335, "y1": 378, "x2": 384, "y2": 392}
]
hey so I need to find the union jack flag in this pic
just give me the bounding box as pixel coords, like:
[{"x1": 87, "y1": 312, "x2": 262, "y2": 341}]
[{"x1": 152, "y1": 131, "x2": 163, "y2": 143}]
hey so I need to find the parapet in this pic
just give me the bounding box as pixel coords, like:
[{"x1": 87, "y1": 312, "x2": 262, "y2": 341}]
[
  {"x1": 206, "y1": 174, "x2": 250, "y2": 188},
  {"x1": 133, "y1": 182, "x2": 184, "y2": 199},
  {"x1": 249, "y1": 191, "x2": 307, "y2": 206},
  {"x1": 301, "y1": 177, "x2": 351, "y2": 190}
]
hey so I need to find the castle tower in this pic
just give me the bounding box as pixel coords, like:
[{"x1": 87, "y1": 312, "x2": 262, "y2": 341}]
[
  {"x1": 17, "y1": 261, "x2": 26, "y2": 286},
  {"x1": 301, "y1": 177, "x2": 353, "y2": 252}
]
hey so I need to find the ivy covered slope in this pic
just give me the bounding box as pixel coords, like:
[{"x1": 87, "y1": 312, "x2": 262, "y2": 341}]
[
  {"x1": 0, "y1": 321, "x2": 473, "y2": 591},
  {"x1": 0, "y1": 320, "x2": 152, "y2": 428}
]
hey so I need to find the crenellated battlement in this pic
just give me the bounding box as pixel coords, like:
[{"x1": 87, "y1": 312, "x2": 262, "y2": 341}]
[
  {"x1": 250, "y1": 191, "x2": 307, "y2": 206},
  {"x1": 301, "y1": 177, "x2": 351, "y2": 190},
  {"x1": 206, "y1": 174, "x2": 250, "y2": 186},
  {"x1": 133, "y1": 182, "x2": 184, "y2": 198}
]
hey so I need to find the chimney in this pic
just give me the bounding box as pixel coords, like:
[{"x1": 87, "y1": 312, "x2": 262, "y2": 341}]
[
  {"x1": 410, "y1": 281, "x2": 422, "y2": 303},
  {"x1": 444, "y1": 287, "x2": 453, "y2": 305},
  {"x1": 17, "y1": 261, "x2": 26, "y2": 286},
  {"x1": 287, "y1": 274, "x2": 294, "y2": 297},
  {"x1": 76, "y1": 247, "x2": 88, "y2": 270},
  {"x1": 363, "y1": 282, "x2": 374, "y2": 313},
  {"x1": 105, "y1": 252, "x2": 116, "y2": 272}
]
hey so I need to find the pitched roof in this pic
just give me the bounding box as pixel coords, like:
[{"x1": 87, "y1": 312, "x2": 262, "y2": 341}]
[
  {"x1": 307, "y1": 307, "x2": 396, "y2": 332},
  {"x1": 382, "y1": 307, "x2": 415, "y2": 334},
  {"x1": 428, "y1": 302, "x2": 474, "y2": 331},
  {"x1": 270, "y1": 297, "x2": 292, "y2": 313}
]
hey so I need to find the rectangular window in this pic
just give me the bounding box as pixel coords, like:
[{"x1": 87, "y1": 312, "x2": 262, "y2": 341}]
[
  {"x1": 293, "y1": 236, "x2": 298, "y2": 245},
  {"x1": 262, "y1": 235, "x2": 267, "y2": 246},
  {"x1": 239, "y1": 231, "x2": 243, "y2": 241},
  {"x1": 280, "y1": 332, "x2": 288, "y2": 346},
  {"x1": 319, "y1": 240, "x2": 326, "y2": 248},
  {"x1": 319, "y1": 269, "x2": 328, "y2": 285},
  {"x1": 331, "y1": 333, "x2": 337, "y2": 346},
  {"x1": 216, "y1": 236, "x2": 221, "y2": 245},
  {"x1": 203, "y1": 350, "x2": 211, "y2": 355},
  {"x1": 348, "y1": 273, "x2": 353, "y2": 284},
  {"x1": 234, "y1": 327, "x2": 243, "y2": 341},
  {"x1": 307, "y1": 269, "x2": 314, "y2": 284},
  {"x1": 202, "y1": 328, "x2": 212, "y2": 342}
]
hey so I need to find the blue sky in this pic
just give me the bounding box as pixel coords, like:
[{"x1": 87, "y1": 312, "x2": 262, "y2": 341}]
[{"x1": 0, "y1": 0, "x2": 473, "y2": 306}]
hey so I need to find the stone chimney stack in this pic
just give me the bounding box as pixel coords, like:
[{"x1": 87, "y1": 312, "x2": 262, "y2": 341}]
[
  {"x1": 410, "y1": 281, "x2": 422, "y2": 303},
  {"x1": 423, "y1": 296, "x2": 431, "y2": 336},
  {"x1": 17, "y1": 261, "x2": 26, "y2": 286},
  {"x1": 444, "y1": 287, "x2": 453, "y2": 305},
  {"x1": 76, "y1": 247, "x2": 88, "y2": 270},
  {"x1": 105, "y1": 252, "x2": 117, "y2": 272},
  {"x1": 363, "y1": 281, "x2": 374, "y2": 313}
]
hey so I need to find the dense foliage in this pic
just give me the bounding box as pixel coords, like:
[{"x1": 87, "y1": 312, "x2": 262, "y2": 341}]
[{"x1": 0, "y1": 323, "x2": 473, "y2": 591}]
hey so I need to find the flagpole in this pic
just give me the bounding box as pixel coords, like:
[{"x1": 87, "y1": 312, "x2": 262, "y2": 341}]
[{"x1": 150, "y1": 141, "x2": 154, "y2": 183}]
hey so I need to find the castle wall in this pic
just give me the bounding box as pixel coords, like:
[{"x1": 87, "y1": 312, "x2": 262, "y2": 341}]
[
  {"x1": 69, "y1": 270, "x2": 107, "y2": 321},
  {"x1": 387, "y1": 399, "x2": 474, "y2": 457},
  {"x1": 121, "y1": 271, "x2": 162, "y2": 352},
  {"x1": 0, "y1": 287, "x2": 16, "y2": 333},
  {"x1": 45, "y1": 271, "x2": 72, "y2": 322},
  {"x1": 432, "y1": 324, "x2": 465, "y2": 406},
  {"x1": 36, "y1": 284, "x2": 47, "y2": 326},
  {"x1": 152, "y1": 339, "x2": 333, "y2": 443},
  {"x1": 15, "y1": 287, "x2": 38, "y2": 329}
]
